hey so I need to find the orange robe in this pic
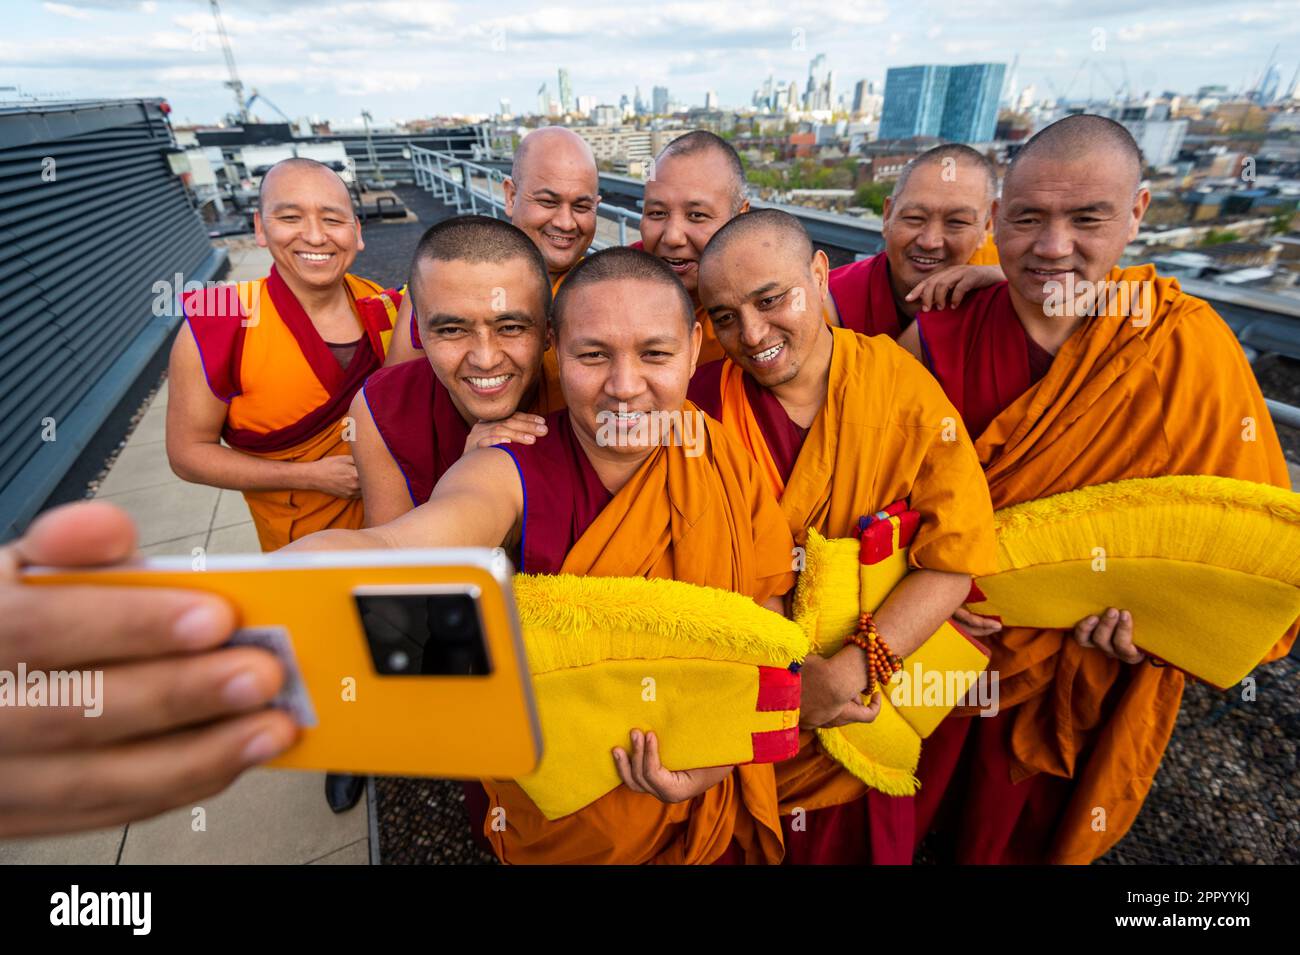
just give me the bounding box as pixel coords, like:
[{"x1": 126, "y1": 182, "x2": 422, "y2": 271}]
[
  {"x1": 480, "y1": 405, "x2": 797, "y2": 864},
  {"x1": 917, "y1": 264, "x2": 1295, "y2": 863},
  {"x1": 689, "y1": 327, "x2": 998, "y2": 862},
  {"x1": 182, "y1": 267, "x2": 396, "y2": 551}
]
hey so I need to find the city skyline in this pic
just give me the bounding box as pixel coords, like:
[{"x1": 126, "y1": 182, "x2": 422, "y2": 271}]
[{"x1": 4, "y1": 0, "x2": 1299, "y2": 126}]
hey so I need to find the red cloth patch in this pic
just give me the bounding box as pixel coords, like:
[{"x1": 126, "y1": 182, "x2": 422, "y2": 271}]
[
  {"x1": 750, "y1": 726, "x2": 800, "y2": 763},
  {"x1": 755, "y1": 665, "x2": 800, "y2": 712}
]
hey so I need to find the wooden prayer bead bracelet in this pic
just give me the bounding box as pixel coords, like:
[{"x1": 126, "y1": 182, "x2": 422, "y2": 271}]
[{"x1": 843, "y1": 611, "x2": 903, "y2": 696}]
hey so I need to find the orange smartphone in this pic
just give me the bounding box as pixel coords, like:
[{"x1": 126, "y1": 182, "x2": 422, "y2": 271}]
[{"x1": 21, "y1": 548, "x2": 541, "y2": 779}]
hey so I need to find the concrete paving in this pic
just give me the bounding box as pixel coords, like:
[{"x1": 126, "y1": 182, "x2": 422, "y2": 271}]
[{"x1": 0, "y1": 240, "x2": 370, "y2": 866}]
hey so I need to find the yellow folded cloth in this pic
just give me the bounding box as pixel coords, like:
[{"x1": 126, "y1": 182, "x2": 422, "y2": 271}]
[
  {"x1": 793, "y1": 512, "x2": 992, "y2": 796},
  {"x1": 510, "y1": 574, "x2": 809, "y2": 820},
  {"x1": 967, "y1": 474, "x2": 1300, "y2": 689}
]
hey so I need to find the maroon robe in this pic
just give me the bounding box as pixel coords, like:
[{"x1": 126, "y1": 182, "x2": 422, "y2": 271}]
[
  {"x1": 910, "y1": 281, "x2": 1066, "y2": 864},
  {"x1": 914, "y1": 282, "x2": 1055, "y2": 441},
  {"x1": 827, "y1": 252, "x2": 909, "y2": 339},
  {"x1": 362, "y1": 359, "x2": 473, "y2": 507}
]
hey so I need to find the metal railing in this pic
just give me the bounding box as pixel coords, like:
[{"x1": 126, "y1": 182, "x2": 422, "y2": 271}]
[{"x1": 409, "y1": 146, "x2": 642, "y2": 248}]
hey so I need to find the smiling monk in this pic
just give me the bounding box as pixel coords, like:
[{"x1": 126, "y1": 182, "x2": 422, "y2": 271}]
[
  {"x1": 827, "y1": 144, "x2": 1002, "y2": 339},
  {"x1": 167, "y1": 158, "x2": 397, "y2": 552},
  {"x1": 286, "y1": 247, "x2": 797, "y2": 865},
  {"x1": 901, "y1": 115, "x2": 1296, "y2": 864},
  {"x1": 386, "y1": 127, "x2": 601, "y2": 364},
  {"x1": 691, "y1": 209, "x2": 998, "y2": 863},
  {"x1": 638, "y1": 131, "x2": 751, "y2": 365},
  {"x1": 351, "y1": 216, "x2": 563, "y2": 526}
]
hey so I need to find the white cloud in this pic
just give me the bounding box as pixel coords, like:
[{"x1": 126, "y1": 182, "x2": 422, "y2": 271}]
[{"x1": 43, "y1": 2, "x2": 94, "y2": 20}]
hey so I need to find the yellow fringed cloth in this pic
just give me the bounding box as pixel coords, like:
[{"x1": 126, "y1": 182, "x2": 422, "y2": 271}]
[
  {"x1": 792, "y1": 506, "x2": 992, "y2": 796},
  {"x1": 510, "y1": 574, "x2": 808, "y2": 821},
  {"x1": 965, "y1": 474, "x2": 1300, "y2": 689}
]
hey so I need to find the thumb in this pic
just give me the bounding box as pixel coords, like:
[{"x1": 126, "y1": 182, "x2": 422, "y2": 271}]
[
  {"x1": 10, "y1": 501, "x2": 137, "y2": 569},
  {"x1": 836, "y1": 698, "x2": 879, "y2": 724}
]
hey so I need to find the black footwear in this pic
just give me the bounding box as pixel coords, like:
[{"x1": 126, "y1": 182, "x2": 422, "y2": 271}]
[{"x1": 325, "y1": 773, "x2": 366, "y2": 813}]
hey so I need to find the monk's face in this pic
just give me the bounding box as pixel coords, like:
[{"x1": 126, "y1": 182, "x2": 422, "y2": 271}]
[
  {"x1": 411, "y1": 256, "x2": 548, "y2": 424},
  {"x1": 503, "y1": 141, "x2": 600, "y2": 278},
  {"x1": 641, "y1": 152, "x2": 748, "y2": 299},
  {"x1": 700, "y1": 236, "x2": 830, "y2": 390},
  {"x1": 554, "y1": 277, "x2": 701, "y2": 456},
  {"x1": 255, "y1": 165, "x2": 362, "y2": 292},
  {"x1": 882, "y1": 159, "x2": 993, "y2": 290},
  {"x1": 996, "y1": 151, "x2": 1151, "y2": 308}
]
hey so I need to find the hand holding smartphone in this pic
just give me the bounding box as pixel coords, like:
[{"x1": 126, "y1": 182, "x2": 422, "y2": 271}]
[{"x1": 22, "y1": 548, "x2": 542, "y2": 779}]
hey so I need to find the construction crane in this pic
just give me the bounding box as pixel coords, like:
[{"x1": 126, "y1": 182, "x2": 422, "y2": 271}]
[
  {"x1": 210, "y1": 0, "x2": 250, "y2": 125},
  {"x1": 245, "y1": 89, "x2": 291, "y2": 124}
]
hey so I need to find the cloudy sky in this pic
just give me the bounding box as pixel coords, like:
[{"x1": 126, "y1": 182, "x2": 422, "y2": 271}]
[{"x1": 4, "y1": 0, "x2": 1298, "y2": 126}]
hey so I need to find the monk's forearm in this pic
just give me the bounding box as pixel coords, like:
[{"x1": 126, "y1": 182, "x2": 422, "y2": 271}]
[
  {"x1": 279, "y1": 526, "x2": 391, "y2": 553},
  {"x1": 168, "y1": 441, "x2": 324, "y2": 493},
  {"x1": 872, "y1": 569, "x2": 972, "y2": 658}
]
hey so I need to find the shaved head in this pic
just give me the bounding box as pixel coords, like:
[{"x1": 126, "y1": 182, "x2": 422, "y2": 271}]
[
  {"x1": 697, "y1": 210, "x2": 830, "y2": 391},
  {"x1": 701, "y1": 208, "x2": 813, "y2": 272},
  {"x1": 551, "y1": 246, "x2": 695, "y2": 334},
  {"x1": 655, "y1": 130, "x2": 747, "y2": 213},
  {"x1": 408, "y1": 214, "x2": 550, "y2": 316},
  {"x1": 511, "y1": 126, "x2": 597, "y2": 186},
  {"x1": 505, "y1": 126, "x2": 600, "y2": 277},
  {"x1": 257, "y1": 157, "x2": 349, "y2": 213},
  {"x1": 995, "y1": 114, "x2": 1151, "y2": 312},
  {"x1": 1008, "y1": 114, "x2": 1144, "y2": 194},
  {"x1": 893, "y1": 143, "x2": 998, "y2": 204}
]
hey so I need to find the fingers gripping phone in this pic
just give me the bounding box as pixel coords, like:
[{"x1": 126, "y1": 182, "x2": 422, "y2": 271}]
[{"x1": 22, "y1": 549, "x2": 542, "y2": 779}]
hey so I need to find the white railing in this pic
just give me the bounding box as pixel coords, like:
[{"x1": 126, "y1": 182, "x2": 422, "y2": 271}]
[{"x1": 408, "y1": 146, "x2": 642, "y2": 249}]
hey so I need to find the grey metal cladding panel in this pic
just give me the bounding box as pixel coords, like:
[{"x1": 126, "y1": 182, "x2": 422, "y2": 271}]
[
  {"x1": 0, "y1": 177, "x2": 181, "y2": 290},
  {"x1": 0, "y1": 101, "x2": 159, "y2": 152},
  {"x1": 0, "y1": 100, "x2": 212, "y2": 513},
  {"x1": 0, "y1": 199, "x2": 206, "y2": 405}
]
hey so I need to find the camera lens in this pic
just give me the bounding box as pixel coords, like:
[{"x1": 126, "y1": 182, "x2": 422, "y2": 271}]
[{"x1": 387, "y1": 650, "x2": 410, "y2": 672}]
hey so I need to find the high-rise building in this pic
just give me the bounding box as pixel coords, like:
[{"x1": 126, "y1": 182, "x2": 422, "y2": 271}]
[
  {"x1": 499, "y1": 98, "x2": 511, "y2": 118},
  {"x1": 577, "y1": 94, "x2": 597, "y2": 115},
  {"x1": 652, "y1": 86, "x2": 669, "y2": 115},
  {"x1": 558, "y1": 68, "x2": 573, "y2": 113},
  {"x1": 591, "y1": 104, "x2": 620, "y2": 126},
  {"x1": 879, "y1": 65, "x2": 951, "y2": 139},
  {"x1": 852, "y1": 79, "x2": 867, "y2": 116},
  {"x1": 705, "y1": 90, "x2": 719, "y2": 110},
  {"x1": 940, "y1": 63, "x2": 1006, "y2": 142},
  {"x1": 537, "y1": 82, "x2": 551, "y2": 117}
]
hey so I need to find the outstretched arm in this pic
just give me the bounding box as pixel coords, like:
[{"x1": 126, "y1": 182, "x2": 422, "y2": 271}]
[{"x1": 282, "y1": 447, "x2": 524, "y2": 552}]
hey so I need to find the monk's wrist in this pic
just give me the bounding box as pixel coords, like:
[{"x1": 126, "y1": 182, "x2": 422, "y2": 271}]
[{"x1": 833, "y1": 643, "x2": 869, "y2": 697}]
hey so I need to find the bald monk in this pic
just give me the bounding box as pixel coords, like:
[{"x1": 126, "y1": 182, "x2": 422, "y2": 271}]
[
  {"x1": 167, "y1": 157, "x2": 399, "y2": 553},
  {"x1": 386, "y1": 127, "x2": 601, "y2": 364},
  {"x1": 901, "y1": 115, "x2": 1296, "y2": 864},
  {"x1": 690, "y1": 209, "x2": 998, "y2": 863},
  {"x1": 286, "y1": 247, "x2": 797, "y2": 865},
  {"x1": 827, "y1": 144, "x2": 1003, "y2": 339},
  {"x1": 638, "y1": 130, "x2": 751, "y2": 365},
  {"x1": 351, "y1": 216, "x2": 562, "y2": 525}
]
